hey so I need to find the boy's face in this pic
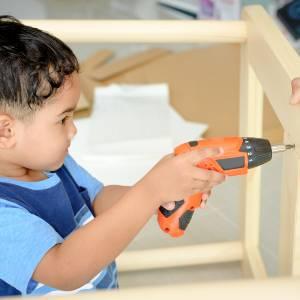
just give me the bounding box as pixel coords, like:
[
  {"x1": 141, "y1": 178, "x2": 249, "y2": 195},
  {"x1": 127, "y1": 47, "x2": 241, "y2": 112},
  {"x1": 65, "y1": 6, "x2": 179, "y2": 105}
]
[{"x1": 14, "y1": 72, "x2": 80, "y2": 171}]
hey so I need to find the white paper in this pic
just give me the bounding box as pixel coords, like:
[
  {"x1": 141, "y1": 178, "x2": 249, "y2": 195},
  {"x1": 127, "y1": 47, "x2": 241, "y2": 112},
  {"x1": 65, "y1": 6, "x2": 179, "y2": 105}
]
[
  {"x1": 70, "y1": 83, "x2": 209, "y2": 185},
  {"x1": 90, "y1": 84, "x2": 171, "y2": 144},
  {"x1": 71, "y1": 83, "x2": 208, "y2": 163}
]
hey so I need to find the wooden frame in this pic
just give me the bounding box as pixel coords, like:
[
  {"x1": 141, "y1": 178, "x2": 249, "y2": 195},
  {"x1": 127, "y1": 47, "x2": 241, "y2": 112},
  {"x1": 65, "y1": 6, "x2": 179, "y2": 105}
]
[{"x1": 17, "y1": 5, "x2": 300, "y2": 298}]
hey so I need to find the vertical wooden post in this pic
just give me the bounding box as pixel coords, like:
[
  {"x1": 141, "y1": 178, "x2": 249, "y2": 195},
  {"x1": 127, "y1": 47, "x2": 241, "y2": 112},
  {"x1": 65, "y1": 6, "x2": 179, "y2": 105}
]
[
  {"x1": 279, "y1": 136, "x2": 300, "y2": 275},
  {"x1": 241, "y1": 5, "x2": 300, "y2": 278},
  {"x1": 239, "y1": 42, "x2": 267, "y2": 278}
]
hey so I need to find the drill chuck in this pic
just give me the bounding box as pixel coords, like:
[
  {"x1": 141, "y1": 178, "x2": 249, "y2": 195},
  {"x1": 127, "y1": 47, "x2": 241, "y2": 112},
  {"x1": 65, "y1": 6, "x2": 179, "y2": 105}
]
[{"x1": 239, "y1": 138, "x2": 272, "y2": 169}]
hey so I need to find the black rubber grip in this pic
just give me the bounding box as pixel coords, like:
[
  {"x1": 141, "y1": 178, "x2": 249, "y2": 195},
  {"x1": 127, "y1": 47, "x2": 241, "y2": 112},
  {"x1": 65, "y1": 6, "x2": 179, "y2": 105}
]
[
  {"x1": 216, "y1": 156, "x2": 245, "y2": 170},
  {"x1": 179, "y1": 210, "x2": 194, "y2": 230}
]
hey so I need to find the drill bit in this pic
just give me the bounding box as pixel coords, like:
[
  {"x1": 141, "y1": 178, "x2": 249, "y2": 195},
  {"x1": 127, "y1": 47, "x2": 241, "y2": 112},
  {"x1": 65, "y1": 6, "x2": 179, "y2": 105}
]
[{"x1": 271, "y1": 144, "x2": 295, "y2": 153}]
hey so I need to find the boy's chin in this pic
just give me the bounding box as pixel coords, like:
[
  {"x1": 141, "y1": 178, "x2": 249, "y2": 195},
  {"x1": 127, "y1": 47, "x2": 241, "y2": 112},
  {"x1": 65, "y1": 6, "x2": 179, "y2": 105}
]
[{"x1": 47, "y1": 159, "x2": 65, "y2": 172}]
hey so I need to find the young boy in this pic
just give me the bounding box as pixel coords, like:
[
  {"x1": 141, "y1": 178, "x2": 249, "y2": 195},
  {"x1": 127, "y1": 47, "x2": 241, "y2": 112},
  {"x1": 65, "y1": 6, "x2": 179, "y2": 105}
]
[{"x1": 0, "y1": 16, "x2": 225, "y2": 296}]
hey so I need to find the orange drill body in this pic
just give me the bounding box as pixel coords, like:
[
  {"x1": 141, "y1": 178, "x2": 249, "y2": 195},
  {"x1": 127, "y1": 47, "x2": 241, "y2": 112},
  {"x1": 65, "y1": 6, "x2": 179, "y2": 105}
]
[{"x1": 158, "y1": 136, "x2": 272, "y2": 237}]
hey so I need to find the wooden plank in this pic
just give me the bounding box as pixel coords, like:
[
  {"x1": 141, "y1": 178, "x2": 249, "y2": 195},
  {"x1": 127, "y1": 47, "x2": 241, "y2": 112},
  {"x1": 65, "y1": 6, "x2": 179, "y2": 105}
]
[
  {"x1": 243, "y1": 247, "x2": 268, "y2": 279},
  {"x1": 80, "y1": 50, "x2": 114, "y2": 72},
  {"x1": 279, "y1": 134, "x2": 300, "y2": 275},
  {"x1": 117, "y1": 242, "x2": 243, "y2": 272},
  {"x1": 23, "y1": 20, "x2": 247, "y2": 43},
  {"x1": 91, "y1": 48, "x2": 171, "y2": 81},
  {"x1": 239, "y1": 38, "x2": 267, "y2": 278}
]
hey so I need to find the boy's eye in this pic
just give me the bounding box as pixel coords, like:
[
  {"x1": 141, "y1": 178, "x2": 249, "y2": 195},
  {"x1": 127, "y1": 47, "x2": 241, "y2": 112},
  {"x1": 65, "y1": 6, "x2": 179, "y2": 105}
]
[
  {"x1": 60, "y1": 116, "x2": 68, "y2": 124},
  {"x1": 59, "y1": 113, "x2": 74, "y2": 125}
]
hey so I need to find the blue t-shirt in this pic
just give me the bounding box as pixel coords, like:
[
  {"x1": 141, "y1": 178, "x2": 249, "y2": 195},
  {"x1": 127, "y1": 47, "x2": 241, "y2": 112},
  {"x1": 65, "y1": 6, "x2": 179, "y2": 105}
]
[{"x1": 0, "y1": 155, "x2": 118, "y2": 296}]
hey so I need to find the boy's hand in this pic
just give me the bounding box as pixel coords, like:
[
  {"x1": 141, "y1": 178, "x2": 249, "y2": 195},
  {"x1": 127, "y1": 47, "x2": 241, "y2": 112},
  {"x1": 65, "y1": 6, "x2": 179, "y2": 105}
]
[
  {"x1": 140, "y1": 147, "x2": 225, "y2": 206},
  {"x1": 200, "y1": 191, "x2": 211, "y2": 208},
  {"x1": 290, "y1": 78, "x2": 300, "y2": 104},
  {"x1": 162, "y1": 191, "x2": 211, "y2": 210}
]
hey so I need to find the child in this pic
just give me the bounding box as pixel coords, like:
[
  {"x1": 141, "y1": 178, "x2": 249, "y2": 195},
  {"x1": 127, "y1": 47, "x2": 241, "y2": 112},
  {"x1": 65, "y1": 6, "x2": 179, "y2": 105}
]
[{"x1": 0, "y1": 16, "x2": 225, "y2": 296}]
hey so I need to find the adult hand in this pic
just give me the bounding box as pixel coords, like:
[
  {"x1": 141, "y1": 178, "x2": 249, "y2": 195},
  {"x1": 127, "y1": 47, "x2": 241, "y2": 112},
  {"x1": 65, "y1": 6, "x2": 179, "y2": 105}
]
[{"x1": 290, "y1": 78, "x2": 300, "y2": 104}]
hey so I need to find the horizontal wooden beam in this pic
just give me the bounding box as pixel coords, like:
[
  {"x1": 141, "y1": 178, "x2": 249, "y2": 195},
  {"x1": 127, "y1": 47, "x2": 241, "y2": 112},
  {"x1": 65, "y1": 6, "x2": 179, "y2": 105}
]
[
  {"x1": 23, "y1": 20, "x2": 247, "y2": 43},
  {"x1": 117, "y1": 241, "x2": 243, "y2": 272}
]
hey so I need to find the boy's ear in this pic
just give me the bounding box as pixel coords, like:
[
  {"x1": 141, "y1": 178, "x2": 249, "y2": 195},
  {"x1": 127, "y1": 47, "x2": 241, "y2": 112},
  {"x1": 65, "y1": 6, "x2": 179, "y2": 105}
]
[{"x1": 0, "y1": 114, "x2": 16, "y2": 149}]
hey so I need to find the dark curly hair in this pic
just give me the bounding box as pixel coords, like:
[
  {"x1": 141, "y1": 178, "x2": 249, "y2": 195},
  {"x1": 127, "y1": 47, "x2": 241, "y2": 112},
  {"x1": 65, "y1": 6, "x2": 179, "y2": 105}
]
[{"x1": 0, "y1": 15, "x2": 79, "y2": 119}]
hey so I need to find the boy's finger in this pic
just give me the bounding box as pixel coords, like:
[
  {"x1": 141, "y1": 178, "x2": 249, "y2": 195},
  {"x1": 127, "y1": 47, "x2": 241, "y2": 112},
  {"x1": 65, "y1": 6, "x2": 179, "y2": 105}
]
[
  {"x1": 187, "y1": 147, "x2": 224, "y2": 165},
  {"x1": 162, "y1": 202, "x2": 176, "y2": 210},
  {"x1": 203, "y1": 190, "x2": 211, "y2": 199},
  {"x1": 192, "y1": 168, "x2": 226, "y2": 183},
  {"x1": 200, "y1": 191, "x2": 212, "y2": 208},
  {"x1": 200, "y1": 198, "x2": 208, "y2": 208},
  {"x1": 202, "y1": 193, "x2": 209, "y2": 201}
]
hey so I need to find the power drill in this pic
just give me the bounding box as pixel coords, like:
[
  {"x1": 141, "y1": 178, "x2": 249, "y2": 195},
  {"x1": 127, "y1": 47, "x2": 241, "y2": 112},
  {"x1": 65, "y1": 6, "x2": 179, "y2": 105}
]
[{"x1": 158, "y1": 136, "x2": 294, "y2": 237}]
